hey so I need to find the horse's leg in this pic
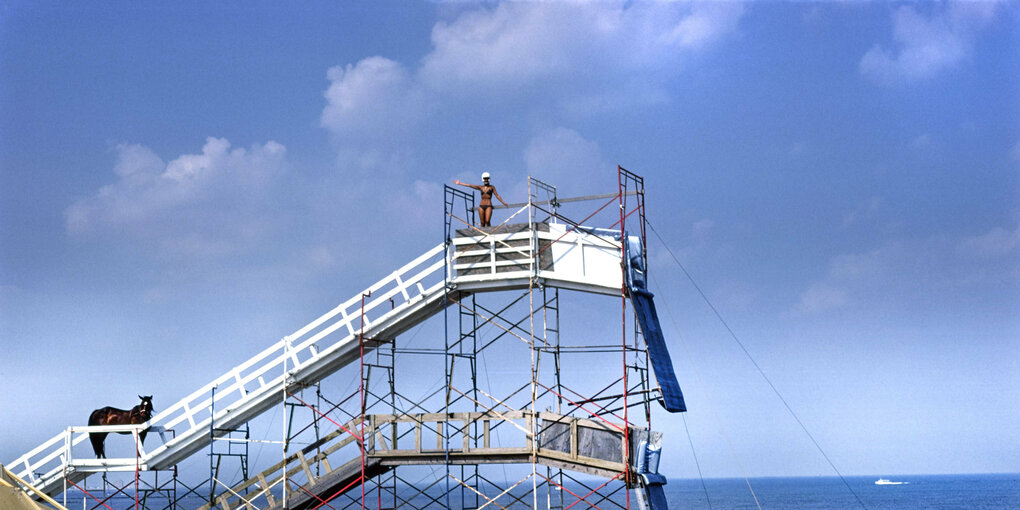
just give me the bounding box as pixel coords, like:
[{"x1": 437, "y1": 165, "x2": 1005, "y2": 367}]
[
  {"x1": 90, "y1": 433, "x2": 107, "y2": 459},
  {"x1": 88, "y1": 410, "x2": 104, "y2": 459}
]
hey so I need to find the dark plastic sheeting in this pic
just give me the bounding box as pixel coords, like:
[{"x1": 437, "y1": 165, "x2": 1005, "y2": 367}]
[
  {"x1": 643, "y1": 483, "x2": 669, "y2": 509},
  {"x1": 629, "y1": 287, "x2": 687, "y2": 413}
]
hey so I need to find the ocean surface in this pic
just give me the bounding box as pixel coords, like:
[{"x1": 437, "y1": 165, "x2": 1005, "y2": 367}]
[
  {"x1": 664, "y1": 474, "x2": 1019, "y2": 509},
  {"x1": 55, "y1": 473, "x2": 1018, "y2": 509}
]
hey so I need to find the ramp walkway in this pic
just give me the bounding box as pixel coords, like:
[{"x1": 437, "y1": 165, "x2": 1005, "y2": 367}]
[
  {"x1": 200, "y1": 410, "x2": 644, "y2": 510},
  {"x1": 1, "y1": 464, "x2": 66, "y2": 510},
  {"x1": 8, "y1": 222, "x2": 635, "y2": 498}
]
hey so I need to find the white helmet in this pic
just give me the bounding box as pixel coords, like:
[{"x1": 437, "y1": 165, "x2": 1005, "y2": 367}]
[{"x1": 481, "y1": 172, "x2": 491, "y2": 179}]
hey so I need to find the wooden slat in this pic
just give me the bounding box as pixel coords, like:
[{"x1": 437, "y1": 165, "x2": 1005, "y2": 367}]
[
  {"x1": 298, "y1": 455, "x2": 316, "y2": 483},
  {"x1": 257, "y1": 473, "x2": 275, "y2": 506},
  {"x1": 571, "y1": 418, "x2": 578, "y2": 459}
]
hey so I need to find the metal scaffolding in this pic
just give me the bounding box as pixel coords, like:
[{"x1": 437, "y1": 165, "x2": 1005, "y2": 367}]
[
  {"x1": 14, "y1": 167, "x2": 672, "y2": 510},
  {"x1": 256, "y1": 168, "x2": 661, "y2": 509}
]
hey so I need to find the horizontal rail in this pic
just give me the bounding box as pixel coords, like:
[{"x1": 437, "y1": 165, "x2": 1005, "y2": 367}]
[
  {"x1": 495, "y1": 190, "x2": 639, "y2": 210},
  {"x1": 66, "y1": 424, "x2": 158, "y2": 434}
]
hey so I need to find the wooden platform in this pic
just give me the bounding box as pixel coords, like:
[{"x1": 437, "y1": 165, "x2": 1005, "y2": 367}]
[
  {"x1": 202, "y1": 410, "x2": 643, "y2": 509},
  {"x1": 365, "y1": 410, "x2": 630, "y2": 479}
]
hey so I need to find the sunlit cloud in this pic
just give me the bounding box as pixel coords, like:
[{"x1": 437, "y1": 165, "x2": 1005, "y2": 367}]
[
  {"x1": 523, "y1": 127, "x2": 607, "y2": 194},
  {"x1": 421, "y1": 1, "x2": 743, "y2": 101},
  {"x1": 860, "y1": 1, "x2": 1000, "y2": 85},
  {"x1": 320, "y1": 57, "x2": 431, "y2": 144},
  {"x1": 664, "y1": 1, "x2": 744, "y2": 49},
  {"x1": 796, "y1": 282, "x2": 849, "y2": 314},
  {"x1": 321, "y1": 1, "x2": 745, "y2": 153},
  {"x1": 66, "y1": 138, "x2": 288, "y2": 258},
  {"x1": 958, "y1": 222, "x2": 1020, "y2": 259},
  {"x1": 795, "y1": 220, "x2": 1020, "y2": 315},
  {"x1": 843, "y1": 197, "x2": 883, "y2": 227}
]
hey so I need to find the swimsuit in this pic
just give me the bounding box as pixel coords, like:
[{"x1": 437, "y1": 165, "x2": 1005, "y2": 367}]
[{"x1": 479, "y1": 185, "x2": 496, "y2": 207}]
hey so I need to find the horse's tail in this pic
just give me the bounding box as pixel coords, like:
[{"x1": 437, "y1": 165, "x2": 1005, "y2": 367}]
[{"x1": 87, "y1": 408, "x2": 109, "y2": 459}]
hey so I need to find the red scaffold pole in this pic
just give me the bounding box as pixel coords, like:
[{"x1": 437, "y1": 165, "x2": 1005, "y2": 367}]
[
  {"x1": 66, "y1": 478, "x2": 115, "y2": 510},
  {"x1": 618, "y1": 165, "x2": 631, "y2": 508}
]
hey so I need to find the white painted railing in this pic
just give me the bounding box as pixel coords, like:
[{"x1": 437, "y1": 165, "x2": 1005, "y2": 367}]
[
  {"x1": 9, "y1": 242, "x2": 447, "y2": 494},
  {"x1": 61, "y1": 425, "x2": 169, "y2": 473},
  {"x1": 452, "y1": 223, "x2": 624, "y2": 294}
]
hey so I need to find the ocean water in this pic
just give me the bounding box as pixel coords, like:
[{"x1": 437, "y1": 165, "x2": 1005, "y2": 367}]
[
  {"x1": 665, "y1": 474, "x2": 1019, "y2": 509},
  {"x1": 56, "y1": 473, "x2": 1018, "y2": 509}
]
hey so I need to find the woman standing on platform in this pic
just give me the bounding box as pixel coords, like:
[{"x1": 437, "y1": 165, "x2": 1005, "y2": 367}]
[{"x1": 454, "y1": 172, "x2": 508, "y2": 227}]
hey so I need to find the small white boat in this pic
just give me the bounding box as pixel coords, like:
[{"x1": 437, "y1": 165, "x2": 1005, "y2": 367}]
[{"x1": 875, "y1": 478, "x2": 906, "y2": 485}]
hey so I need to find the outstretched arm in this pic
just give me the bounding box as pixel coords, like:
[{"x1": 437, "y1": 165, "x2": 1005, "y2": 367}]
[
  {"x1": 453, "y1": 179, "x2": 483, "y2": 191},
  {"x1": 493, "y1": 188, "x2": 508, "y2": 206}
]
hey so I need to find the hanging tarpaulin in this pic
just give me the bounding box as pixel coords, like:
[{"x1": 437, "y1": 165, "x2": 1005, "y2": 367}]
[
  {"x1": 625, "y1": 234, "x2": 686, "y2": 413},
  {"x1": 629, "y1": 288, "x2": 687, "y2": 413}
]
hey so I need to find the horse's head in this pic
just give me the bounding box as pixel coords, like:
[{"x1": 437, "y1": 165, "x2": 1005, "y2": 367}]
[{"x1": 137, "y1": 395, "x2": 154, "y2": 418}]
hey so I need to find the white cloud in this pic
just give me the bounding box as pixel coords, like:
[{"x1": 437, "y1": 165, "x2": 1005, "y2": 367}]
[
  {"x1": 421, "y1": 1, "x2": 743, "y2": 97},
  {"x1": 795, "y1": 220, "x2": 1020, "y2": 315},
  {"x1": 860, "y1": 1, "x2": 999, "y2": 84},
  {"x1": 911, "y1": 133, "x2": 932, "y2": 149},
  {"x1": 523, "y1": 127, "x2": 606, "y2": 193},
  {"x1": 300, "y1": 246, "x2": 339, "y2": 273},
  {"x1": 321, "y1": 2, "x2": 744, "y2": 148},
  {"x1": 305, "y1": 145, "x2": 447, "y2": 244},
  {"x1": 692, "y1": 219, "x2": 715, "y2": 241},
  {"x1": 67, "y1": 138, "x2": 288, "y2": 258},
  {"x1": 413, "y1": 179, "x2": 442, "y2": 204},
  {"x1": 320, "y1": 57, "x2": 430, "y2": 143},
  {"x1": 842, "y1": 196, "x2": 883, "y2": 227},
  {"x1": 665, "y1": 1, "x2": 745, "y2": 49},
  {"x1": 958, "y1": 223, "x2": 1020, "y2": 259},
  {"x1": 827, "y1": 248, "x2": 892, "y2": 282},
  {"x1": 793, "y1": 241, "x2": 908, "y2": 315},
  {"x1": 796, "y1": 282, "x2": 848, "y2": 314},
  {"x1": 421, "y1": 4, "x2": 584, "y2": 93},
  {"x1": 112, "y1": 142, "x2": 164, "y2": 178}
]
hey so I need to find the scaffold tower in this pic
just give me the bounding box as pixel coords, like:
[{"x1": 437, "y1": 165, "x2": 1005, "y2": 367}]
[{"x1": 7, "y1": 167, "x2": 684, "y2": 510}]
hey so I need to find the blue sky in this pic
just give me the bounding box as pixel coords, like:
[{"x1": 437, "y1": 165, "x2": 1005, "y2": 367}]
[{"x1": 1, "y1": 1, "x2": 1017, "y2": 480}]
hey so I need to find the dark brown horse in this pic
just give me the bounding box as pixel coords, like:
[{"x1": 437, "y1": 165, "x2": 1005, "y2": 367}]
[{"x1": 88, "y1": 395, "x2": 154, "y2": 459}]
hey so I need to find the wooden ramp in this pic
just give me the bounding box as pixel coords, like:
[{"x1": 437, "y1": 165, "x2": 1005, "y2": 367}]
[
  {"x1": 197, "y1": 423, "x2": 361, "y2": 510},
  {"x1": 265, "y1": 457, "x2": 390, "y2": 510},
  {"x1": 203, "y1": 411, "x2": 647, "y2": 509}
]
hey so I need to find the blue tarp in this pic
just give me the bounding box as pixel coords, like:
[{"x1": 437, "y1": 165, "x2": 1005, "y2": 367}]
[
  {"x1": 635, "y1": 439, "x2": 670, "y2": 510},
  {"x1": 625, "y1": 234, "x2": 686, "y2": 413},
  {"x1": 630, "y1": 288, "x2": 687, "y2": 413},
  {"x1": 642, "y1": 482, "x2": 669, "y2": 510}
]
